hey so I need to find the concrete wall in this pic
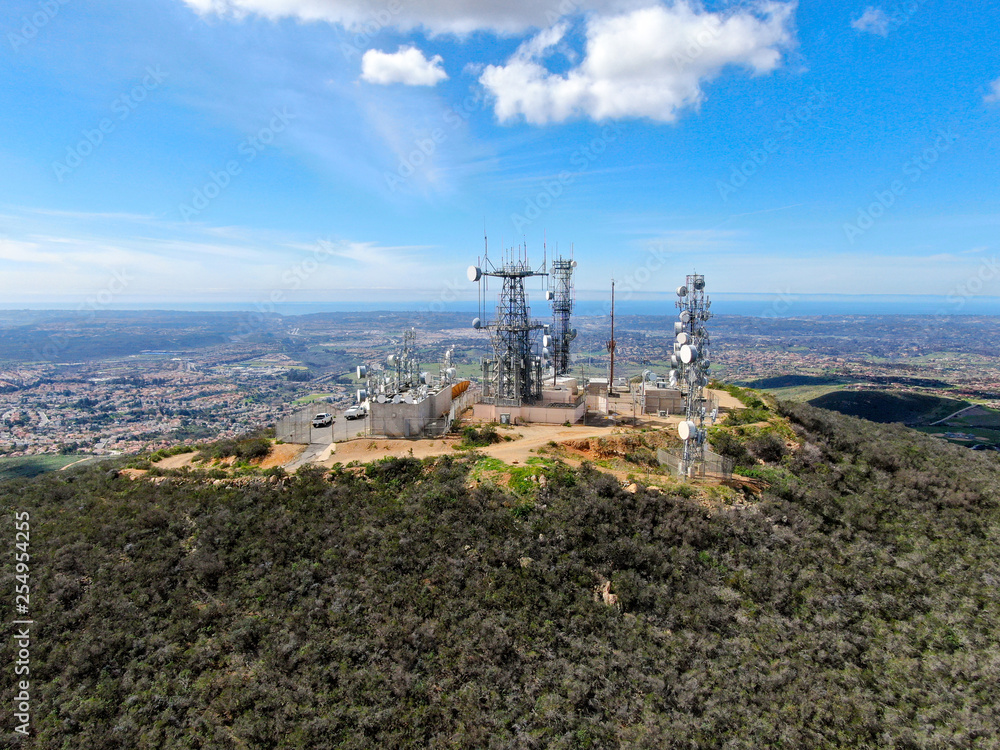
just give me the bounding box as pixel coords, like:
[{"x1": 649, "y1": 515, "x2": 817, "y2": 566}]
[
  {"x1": 541, "y1": 388, "x2": 574, "y2": 404},
  {"x1": 369, "y1": 387, "x2": 453, "y2": 438},
  {"x1": 644, "y1": 387, "x2": 684, "y2": 415},
  {"x1": 472, "y1": 399, "x2": 586, "y2": 425}
]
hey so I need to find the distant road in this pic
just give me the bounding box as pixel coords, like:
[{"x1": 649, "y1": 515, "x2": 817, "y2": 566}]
[
  {"x1": 59, "y1": 456, "x2": 101, "y2": 471},
  {"x1": 930, "y1": 404, "x2": 978, "y2": 426}
]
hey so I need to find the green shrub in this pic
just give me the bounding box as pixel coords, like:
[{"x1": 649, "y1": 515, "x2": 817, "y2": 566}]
[{"x1": 460, "y1": 425, "x2": 502, "y2": 448}]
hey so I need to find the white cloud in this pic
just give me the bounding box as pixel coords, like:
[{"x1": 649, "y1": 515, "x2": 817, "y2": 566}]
[
  {"x1": 0, "y1": 208, "x2": 444, "y2": 303},
  {"x1": 851, "y1": 7, "x2": 890, "y2": 36},
  {"x1": 180, "y1": 0, "x2": 627, "y2": 35},
  {"x1": 361, "y1": 46, "x2": 448, "y2": 86},
  {"x1": 984, "y1": 77, "x2": 1000, "y2": 104},
  {"x1": 480, "y1": 1, "x2": 796, "y2": 124}
]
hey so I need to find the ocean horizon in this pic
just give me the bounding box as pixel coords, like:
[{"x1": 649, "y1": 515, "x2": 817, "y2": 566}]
[{"x1": 2, "y1": 293, "x2": 998, "y2": 318}]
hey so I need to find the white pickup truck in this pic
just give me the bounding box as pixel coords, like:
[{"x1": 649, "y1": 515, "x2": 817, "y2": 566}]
[
  {"x1": 311, "y1": 412, "x2": 333, "y2": 427},
  {"x1": 344, "y1": 406, "x2": 367, "y2": 420}
]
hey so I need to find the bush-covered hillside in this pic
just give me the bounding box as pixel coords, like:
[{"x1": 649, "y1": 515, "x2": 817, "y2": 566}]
[
  {"x1": 809, "y1": 390, "x2": 968, "y2": 425},
  {"x1": 2, "y1": 403, "x2": 1000, "y2": 748}
]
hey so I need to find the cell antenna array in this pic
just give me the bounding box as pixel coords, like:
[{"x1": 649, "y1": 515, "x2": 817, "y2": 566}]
[
  {"x1": 354, "y1": 328, "x2": 426, "y2": 404},
  {"x1": 547, "y1": 255, "x2": 577, "y2": 376},
  {"x1": 672, "y1": 274, "x2": 712, "y2": 476},
  {"x1": 469, "y1": 245, "x2": 548, "y2": 406}
]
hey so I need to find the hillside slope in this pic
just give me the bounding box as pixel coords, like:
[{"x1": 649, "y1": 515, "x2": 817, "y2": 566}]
[
  {"x1": 808, "y1": 390, "x2": 968, "y2": 425},
  {"x1": 2, "y1": 403, "x2": 999, "y2": 748}
]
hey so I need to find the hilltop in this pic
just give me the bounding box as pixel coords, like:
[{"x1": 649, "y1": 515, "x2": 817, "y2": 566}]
[{"x1": 3, "y1": 395, "x2": 1000, "y2": 747}]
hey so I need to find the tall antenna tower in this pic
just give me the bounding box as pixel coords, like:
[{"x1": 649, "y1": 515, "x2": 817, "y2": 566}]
[
  {"x1": 673, "y1": 274, "x2": 712, "y2": 476},
  {"x1": 606, "y1": 279, "x2": 617, "y2": 395},
  {"x1": 548, "y1": 255, "x2": 577, "y2": 376},
  {"x1": 469, "y1": 245, "x2": 548, "y2": 406}
]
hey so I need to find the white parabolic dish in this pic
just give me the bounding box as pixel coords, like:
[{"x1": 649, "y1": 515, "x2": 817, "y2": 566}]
[
  {"x1": 680, "y1": 344, "x2": 698, "y2": 364},
  {"x1": 678, "y1": 420, "x2": 697, "y2": 440}
]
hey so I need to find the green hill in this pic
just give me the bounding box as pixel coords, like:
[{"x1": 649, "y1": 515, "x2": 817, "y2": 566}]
[
  {"x1": 2, "y1": 403, "x2": 999, "y2": 747},
  {"x1": 808, "y1": 389, "x2": 968, "y2": 425}
]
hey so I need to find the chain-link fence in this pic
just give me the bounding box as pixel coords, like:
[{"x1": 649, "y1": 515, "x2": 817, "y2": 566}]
[
  {"x1": 275, "y1": 407, "x2": 369, "y2": 444},
  {"x1": 656, "y1": 447, "x2": 734, "y2": 479}
]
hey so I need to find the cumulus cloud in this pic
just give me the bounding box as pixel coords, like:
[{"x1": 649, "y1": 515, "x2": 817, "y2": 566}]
[
  {"x1": 984, "y1": 77, "x2": 1000, "y2": 104},
  {"x1": 361, "y1": 46, "x2": 448, "y2": 85},
  {"x1": 479, "y1": 1, "x2": 796, "y2": 124},
  {"x1": 851, "y1": 7, "x2": 890, "y2": 36},
  {"x1": 180, "y1": 0, "x2": 625, "y2": 35}
]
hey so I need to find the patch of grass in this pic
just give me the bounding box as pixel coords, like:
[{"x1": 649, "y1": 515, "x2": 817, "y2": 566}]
[
  {"x1": 292, "y1": 393, "x2": 336, "y2": 406},
  {"x1": 473, "y1": 456, "x2": 507, "y2": 473},
  {"x1": 0, "y1": 454, "x2": 95, "y2": 481}
]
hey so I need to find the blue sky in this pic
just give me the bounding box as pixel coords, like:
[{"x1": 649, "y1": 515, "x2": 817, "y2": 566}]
[{"x1": 1, "y1": 0, "x2": 999, "y2": 313}]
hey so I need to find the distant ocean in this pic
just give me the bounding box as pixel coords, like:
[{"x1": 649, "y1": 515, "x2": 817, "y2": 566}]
[{"x1": 5, "y1": 294, "x2": 1000, "y2": 317}]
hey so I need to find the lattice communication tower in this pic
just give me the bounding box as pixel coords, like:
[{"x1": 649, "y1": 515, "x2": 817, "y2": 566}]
[
  {"x1": 547, "y1": 255, "x2": 577, "y2": 376},
  {"x1": 469, "y1": 244, "x2": 548, "y2": 406},
  {"x1": 672, "y1": 274, "x2": 713, "y2": 476}
]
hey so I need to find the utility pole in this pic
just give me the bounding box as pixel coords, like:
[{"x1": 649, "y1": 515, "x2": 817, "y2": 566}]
[{"x1": 606, "y1": 279, "x2": 616, "y2": 397}]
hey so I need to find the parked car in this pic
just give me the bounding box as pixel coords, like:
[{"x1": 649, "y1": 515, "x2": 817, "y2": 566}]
[
  {"x1": 312, "y1": 412, "x2": 333, "y2": 427},
  {"x1": 344, "y1": 406, "x2": 366, "y2": 420}
]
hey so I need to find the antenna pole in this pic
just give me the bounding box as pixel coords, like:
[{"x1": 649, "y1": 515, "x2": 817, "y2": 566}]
[{"x1": 607, "y1": 279, "x2": 616, "y2": 397}]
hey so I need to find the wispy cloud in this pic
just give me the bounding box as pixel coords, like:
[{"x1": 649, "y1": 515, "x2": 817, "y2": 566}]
[
  {"x1": 984, "y1": 77, "x2": 1000, "y2": 104},
  {"x1": 181, "y1": 0, "x2": 623, "y2": 35},
  {"x1": 851, "y1": 7, "x2": 890, "y2": 36},
  {"x1": 0, "y1": 207, "x2": 447, "y2": 303}
]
